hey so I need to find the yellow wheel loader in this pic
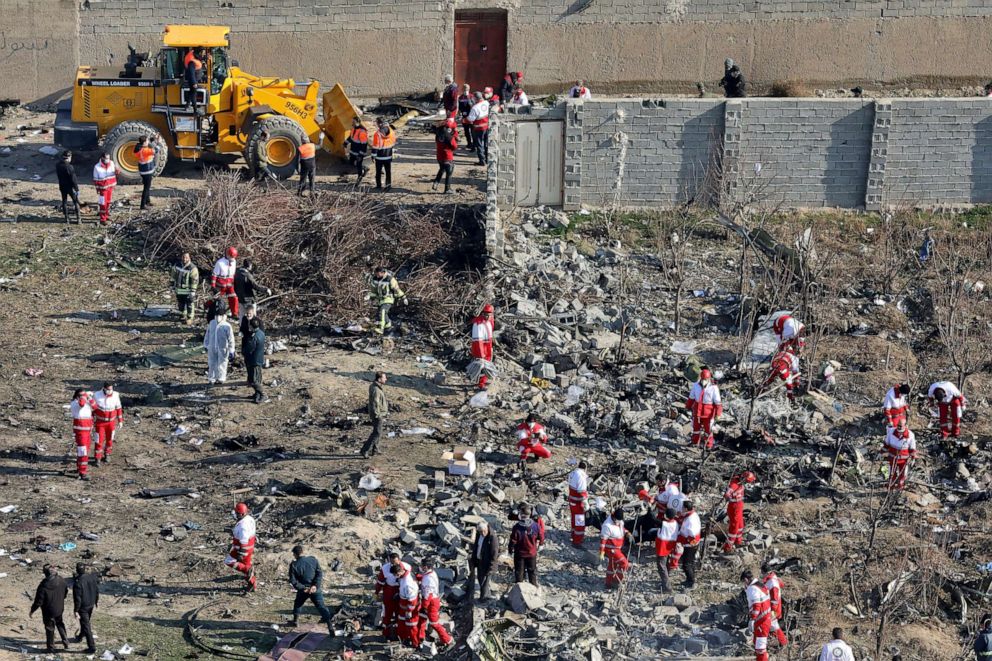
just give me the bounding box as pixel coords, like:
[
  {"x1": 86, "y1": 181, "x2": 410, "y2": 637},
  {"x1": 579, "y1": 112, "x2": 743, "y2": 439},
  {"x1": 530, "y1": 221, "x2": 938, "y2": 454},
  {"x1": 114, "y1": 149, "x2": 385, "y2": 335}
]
[{"x1": 55, "y1": 25, "x2": 360, "y2": 184}]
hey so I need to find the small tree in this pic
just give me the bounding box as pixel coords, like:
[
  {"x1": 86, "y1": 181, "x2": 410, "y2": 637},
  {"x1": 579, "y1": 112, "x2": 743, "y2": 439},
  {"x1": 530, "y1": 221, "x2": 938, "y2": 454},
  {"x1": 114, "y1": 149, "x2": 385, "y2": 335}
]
[{"x1": 655, "y1": 204, "x2": 707, "y2": 335}]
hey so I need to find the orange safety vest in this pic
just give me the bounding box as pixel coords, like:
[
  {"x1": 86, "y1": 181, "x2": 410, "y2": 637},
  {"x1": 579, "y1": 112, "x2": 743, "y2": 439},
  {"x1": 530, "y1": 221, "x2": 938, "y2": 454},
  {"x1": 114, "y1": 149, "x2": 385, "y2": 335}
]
[
  {"x1": 184, "y1": 50, "x2": 202, "y2": 71},
  {"x1": 371, "y1": 129, "x2": 396, "y2": 160},
  {"x1": 137, "y1": 146, "x2": 156, "y2": 175},
  {"x1": 298, "y1": 142, "x2": 316, "y2": 160}
]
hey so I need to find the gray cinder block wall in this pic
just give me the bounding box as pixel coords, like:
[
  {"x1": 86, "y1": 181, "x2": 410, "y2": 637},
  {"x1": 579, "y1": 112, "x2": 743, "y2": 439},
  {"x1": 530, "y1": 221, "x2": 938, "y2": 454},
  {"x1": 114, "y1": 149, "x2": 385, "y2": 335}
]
[{"x1": 495, "y1": 97, "x2": 992, "y2": 212}]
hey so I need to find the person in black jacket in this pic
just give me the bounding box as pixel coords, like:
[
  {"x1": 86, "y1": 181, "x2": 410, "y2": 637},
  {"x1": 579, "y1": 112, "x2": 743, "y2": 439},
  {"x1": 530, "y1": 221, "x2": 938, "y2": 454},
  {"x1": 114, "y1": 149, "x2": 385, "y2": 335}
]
[
  {"x1": 243, "y1": 317, "x2": 267, "y2": 404},
  {"x1": 467, "y1": 521, "x2": 499, "y2": 601},
  {"x1": 287, "y1": 545, "x2": 332, "y2": 627},
  {"x1": 719, "y1": 58, "x2": 747, "y2": 98},
  {"x1": 977, "y1": 615, "x2": 992, "y2": 660},
  {"x1": 56, "y1": 151, "x2": 80, "y2": 224},
  {"x1": 233, "y1": 260, "x2": 271, "y2": 320},
  {"x1": 72, "y1": 563, "x2": 99, "y2": 653},
  {"x1": 30, "y1": 564, "x2": 69, "y2": 653}
]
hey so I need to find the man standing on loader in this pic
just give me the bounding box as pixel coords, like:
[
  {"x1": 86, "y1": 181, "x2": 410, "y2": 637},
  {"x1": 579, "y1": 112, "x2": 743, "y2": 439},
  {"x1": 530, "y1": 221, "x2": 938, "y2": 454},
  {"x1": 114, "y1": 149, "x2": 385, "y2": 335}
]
[{"x1": 184, "y1": 48, "x2": 205, "y2": 112}]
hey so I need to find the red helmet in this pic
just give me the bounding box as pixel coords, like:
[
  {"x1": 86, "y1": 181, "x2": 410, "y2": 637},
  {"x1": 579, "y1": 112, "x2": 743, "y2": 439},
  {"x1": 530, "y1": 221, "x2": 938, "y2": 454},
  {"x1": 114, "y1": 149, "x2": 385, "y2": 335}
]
[
  {"x1": 445, "y1": 117, "x2": 457, "y2": 129},
  {"x1": 699, "y1": 368, "x2": 712, "y2": 381},
  {"x1": 234, "y1": 502, "x2": 249, "y2": 517},
  {"x1": 484, "y1": 86, "x2": 493, "y2": 95},
  {"x1": 743, "y1": 471, "x2": 757, "y2": 484},
  {"x1": 226, "y1": 246, "x2": 238, "y2": 259},
  {"x1": 482, "y1": 303, "x2": 494, "y2": 314}
]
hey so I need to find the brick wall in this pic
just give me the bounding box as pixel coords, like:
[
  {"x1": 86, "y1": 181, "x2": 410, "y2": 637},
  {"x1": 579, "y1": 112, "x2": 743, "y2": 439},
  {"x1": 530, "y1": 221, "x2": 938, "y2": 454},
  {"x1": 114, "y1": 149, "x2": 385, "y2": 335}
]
[
  {"x1": 495, "y1": 97, "x2": 992, "y2": 211},
  {"x1": 737, "y1": 99, "x2": 874, "y2": 209},
  {"x1": 884, "y1": 99, "x2": 992, "y2": 206}
]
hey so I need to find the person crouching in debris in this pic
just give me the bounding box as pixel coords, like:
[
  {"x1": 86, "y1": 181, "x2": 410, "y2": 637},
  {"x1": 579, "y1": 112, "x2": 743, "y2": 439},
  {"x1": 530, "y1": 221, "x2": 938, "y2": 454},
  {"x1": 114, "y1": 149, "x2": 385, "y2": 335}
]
[
  {"x1": 762, "y1": 347, "x2": 801, "y2": 401},
  {"x1": 374, "y1": 552, "x2": 410, "y2": 640},
  {"x1": 508, "y1": 504, "x2": 544, "y2": 586},
  {"x1": 773, "y1": 313, "x2": 805, "y2": 353},
  {"x1": 204, "y1": 308, "x2": 236, "y2": 385},
  {"x1": 928, "y1": 380, "x2": 967, "y2": 439},
  {"x1": 883, "y1": 422, "x2": 917, "y2": 490},
  {"x1": 469, "y1": 303, "x2": 495, "y2": 389},
  {"x1": 516, "y1": 413, "x2": 552, "y2": 466},
  {"x1": 687, "y1": 367, "x2": 722, "y2": 449},
  {"x1": 723, "y1": 471, "x2": 755, "y2": 552},
  {"x1": 639, "y1": 475, "x2": 682, "y2": 521},
  {"x1": 417, "y1": 558, "x2": 453, "y2": 649},
  {"x1": 599, "y1": 508, "x2": 631, "y2": 589},
  {"x1": 369, "y1": 266, "x2": 407, "y2": 335},
  {"x1": 567, "y1": 460, "x2": 589, "y2": 546},
  {"x1": 654, "y1": 507, "x2": 679, "y2": 593},
  {"x1": 225, "y1": 502, "x2": 257, "y2": 592}
]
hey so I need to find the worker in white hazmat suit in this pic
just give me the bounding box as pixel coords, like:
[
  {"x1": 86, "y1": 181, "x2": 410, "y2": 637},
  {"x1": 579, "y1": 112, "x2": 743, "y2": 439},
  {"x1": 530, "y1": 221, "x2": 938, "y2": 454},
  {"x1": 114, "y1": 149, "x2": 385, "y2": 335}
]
[{"x1": 203, "y1": 311, "x2": 236, "y2": 384}]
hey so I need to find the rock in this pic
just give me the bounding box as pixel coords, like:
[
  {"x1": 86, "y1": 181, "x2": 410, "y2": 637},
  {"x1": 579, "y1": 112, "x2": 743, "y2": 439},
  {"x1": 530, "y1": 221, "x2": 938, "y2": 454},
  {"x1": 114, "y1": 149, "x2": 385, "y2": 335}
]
[
  {"x1": 956, "y1": 462, "x2": 970, "y2": 479},
  {"x1": 684, "y1": 638, "x2": 707, "y2": 654},
  {"x1": 532, "y1": 363, "x2": 556, "y2": 380},
  {"x1": 399, "y1": 530, "x2": 418, "y2": 545},
  {"x1": 433, "y1": 372, "x2": 446, "y2": 385},
  {"x1": 588, "y1": 331, "x2": 621, "y2": 350},
  {"x1": 506, "y1": 582, "x2": 545, "y2": 614},
  {"x1": 704, "y1": 628, "x2": 734, "y2": 646},
  {"x1": 435, "y1": 521, "x2": 461, "y2": 546},
  {"x1": 417, "y1": 484, "x2": 430, "y2": 501},
  {"x1": 664, "y1": 594, "x2": 693, "y2": 611}
]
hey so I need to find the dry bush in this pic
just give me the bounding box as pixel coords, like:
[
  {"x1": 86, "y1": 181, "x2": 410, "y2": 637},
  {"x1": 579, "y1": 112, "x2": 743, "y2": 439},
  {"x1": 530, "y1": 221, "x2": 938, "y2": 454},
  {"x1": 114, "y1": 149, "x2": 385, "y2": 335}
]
[
  {"x1": 141, "y1": 172, "x2": 483, "y2": 331},
  {"x1": 768, "y1": 80, "x2": 810, "y2": 97}
]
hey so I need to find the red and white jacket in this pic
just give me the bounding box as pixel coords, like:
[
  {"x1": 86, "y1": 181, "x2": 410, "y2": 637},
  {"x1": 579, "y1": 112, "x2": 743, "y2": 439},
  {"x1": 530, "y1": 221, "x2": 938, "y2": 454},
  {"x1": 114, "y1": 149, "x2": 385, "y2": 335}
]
[
  {"x1": 928, "y1": 381, "x2": 965, "y2": 407},
  {"x1": 883, "y1": 385, "x2": 909, "y2": 427},
  {"x1": 639, "y1": 481, "x2": 681, "y2": 517},
  {"x1": 516, "y1": 421, "x2": 548, "y2": 451},
  {"x1": 770, "y1": 349, "x2": 800, "y2": 385},
  {"x1": 375, "y1": 560, "x2": 412, "y2": 594},
  {"x1": 567, "y1": 467, "x2": 588, "y2": 506},
  {"x1": 724, "y1": 478, "x2": 745, "y2": 504},
  {"x1": 467, "y1": 100, "x2": 490, "y2": 131},
  {"x1": 396, "y1": 571, "x2": 420, "y2": 622},
  {"x1": 599, "y1": 515, "x2": 625, "y2": 556},
  {"x1": 419, "y1": 569, "x2": 441, "y2": 602},
  {"x1": 91, "y1": 390, "x2": 123, "y2": 425},
  {"x1": 70, "y1": 394, "x2": 95, "y2": 433},
  {"x1": 746, "y1": 579, "x2": 773, "y2": 623},
  {"x1": 230, "y1": 514, "x2": 256, "y2": 559},
  {"x1": 92, "y1": 161, "x2": 117, "y2": 192},
  {"x1": 211, "y1": 257, "x2": 236, "y2": 290},
  {"x1": 763, "y1": 571, "x2": 784, "y2": 618},
  {"x1": 884, "y1": 426, "x2": 917, "y2": 459},
  {"x1": 677, "y1": 509, "x2": 701, "y2": 545},
  {"x1": 655, "y1": 516, "x2": 679, "y2": 556},
  {"x1": 470, "y1": 314, "x2": 494, "y2": 359},
  {"x1": 773, "y1": 314, "x2": 804, "y2": 346},
  {"x1": 686, "y1": 381, "x2": 722, "y2": 419}
]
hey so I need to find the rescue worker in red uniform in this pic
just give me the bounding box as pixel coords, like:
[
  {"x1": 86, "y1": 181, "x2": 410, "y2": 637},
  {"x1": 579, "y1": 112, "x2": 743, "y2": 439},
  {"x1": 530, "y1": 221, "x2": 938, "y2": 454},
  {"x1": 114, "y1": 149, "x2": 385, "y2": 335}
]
[
  {"x1": 374, "y1": 552, "x2": 411, "y2": 640},
  {"x1": 654, "y1": 507, "x2": 679, "y2": 592},
  {"x1": 764, "y1": 347, "x2": 800, "y2": 401},
  {"x1": 773, "y1": 314, "x2": 805, "y2": 353},
  {"x1": 723, "y1": 471, "x2": 755, "y2": 552},
  {"x1": 91, "y1": 382, "x2": 122, "y2": 464},
  {"x1": 92, "y1": 153, "x2": 117, "y2": 225},
  {"x1": 638, "y1": 475, "x2": 682, "y2": 520},
  {"x1": 599, "y1": 509, "x2": 631, "y2": 589},
  {"x1": 883, "y1": 423, "x2": 917, "y2": 490},
  {"x1": 225, "y1": 502, "x2": 257, "y2": 592},
  {"x1": 928, "y1": 381, "x2": 966, "y2": 438},
  {"x1": 396, "y1": 568, "x2": 421, "y2": 647},
  {"x1": 417, "y1": 558, "x2": 453, "y2": 648},
  {"x1": 516, "y1": 413, "x2": 552, "y2": 463},
  {"x1": 883, "y1": 383, "x2": 911, "y2": 429},
  {"x1": 567, "y1": 460, "x2": 589, "y2": 546},
  {"x1": 743, "y1": 569, "x2": 783, "y2": 661},
  {"x1": 432, "y1": 117, "x2": 458, "y2": 194},
  {"x1": 470, "y1": 303, "x2": 495, "y2": 389},
  {"x1": 70, "y1": 389, "x2": 95, "y2": 480},
  {"x1": 686, "y1": 368, "x2": 722, "y2": 449},
  {"x1": 675, "y1": 501, "x2": 702, "y2": 589},
  {"x1": 761, "y1": 561, "x2": 789, "y2": 647},
  {"x1": 211, "y1": 247, "x2": 239, "y2": 317}
]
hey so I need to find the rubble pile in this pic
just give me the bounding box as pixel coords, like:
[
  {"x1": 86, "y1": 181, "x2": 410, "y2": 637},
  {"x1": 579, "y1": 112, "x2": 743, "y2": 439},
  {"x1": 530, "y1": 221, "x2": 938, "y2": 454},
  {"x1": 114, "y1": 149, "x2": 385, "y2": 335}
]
[{"x1": 138, "y1": 171, "x2": 484, "y2": 330}]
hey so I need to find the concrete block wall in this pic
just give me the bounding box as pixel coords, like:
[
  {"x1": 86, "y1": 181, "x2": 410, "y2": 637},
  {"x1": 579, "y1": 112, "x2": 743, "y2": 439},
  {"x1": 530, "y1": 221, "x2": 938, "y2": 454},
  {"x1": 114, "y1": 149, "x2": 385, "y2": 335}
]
[
  {"x1": 495, "y1": 97, "x2": 992, "y2": 212},
  {"x1": 883, "y1": 99, "x2": 992, "y2": 206},
  {"x1": 737, "y1": 99, "x2": 874, "y2": 209},
  {"x1": 578, "y1": 99, "x2": 725, "y2": 208}
]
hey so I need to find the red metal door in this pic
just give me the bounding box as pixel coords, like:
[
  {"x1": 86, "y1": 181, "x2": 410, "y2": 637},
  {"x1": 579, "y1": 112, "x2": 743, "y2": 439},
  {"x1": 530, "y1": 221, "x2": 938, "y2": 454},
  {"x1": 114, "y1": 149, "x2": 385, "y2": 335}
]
[{"x1": 454, "y1": 11, "x2": 508, "y2": 94}]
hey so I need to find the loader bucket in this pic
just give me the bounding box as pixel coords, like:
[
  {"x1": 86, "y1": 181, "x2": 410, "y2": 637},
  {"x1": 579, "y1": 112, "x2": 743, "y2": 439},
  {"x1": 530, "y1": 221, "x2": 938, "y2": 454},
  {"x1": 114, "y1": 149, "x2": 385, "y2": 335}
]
[{"x1": 321, "y1": 83, "x2": 361, "y2": 158}]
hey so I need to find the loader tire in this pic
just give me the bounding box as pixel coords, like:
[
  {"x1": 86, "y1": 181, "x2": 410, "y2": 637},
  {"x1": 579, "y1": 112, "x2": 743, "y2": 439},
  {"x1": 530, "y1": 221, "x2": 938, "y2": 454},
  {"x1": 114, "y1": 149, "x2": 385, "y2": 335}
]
[
  {"x1": 247, "y1": 117, "x2": 306, "y2": 181},
  {"x1": 103, "y1": 121, "x2": 169, "y2": 185}
]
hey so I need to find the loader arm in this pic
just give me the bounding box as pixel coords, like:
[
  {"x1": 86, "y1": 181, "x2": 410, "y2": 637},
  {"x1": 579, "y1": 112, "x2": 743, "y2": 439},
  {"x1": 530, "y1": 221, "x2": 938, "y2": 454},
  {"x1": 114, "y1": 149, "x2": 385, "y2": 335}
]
[{"x1": 237, "y1": 79, "x2": 324, "y2": 144}]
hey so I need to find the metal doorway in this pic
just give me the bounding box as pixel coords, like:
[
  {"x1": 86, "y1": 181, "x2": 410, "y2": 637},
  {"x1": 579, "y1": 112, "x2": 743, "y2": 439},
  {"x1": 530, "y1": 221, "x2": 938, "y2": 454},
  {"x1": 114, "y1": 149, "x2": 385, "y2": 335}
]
[
  {"x1": 454, "y1": 10, "x2": 508, "y2": 93},
  {"x1": 514, "y1": 121, "x2": 564, "y2": 206}
]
